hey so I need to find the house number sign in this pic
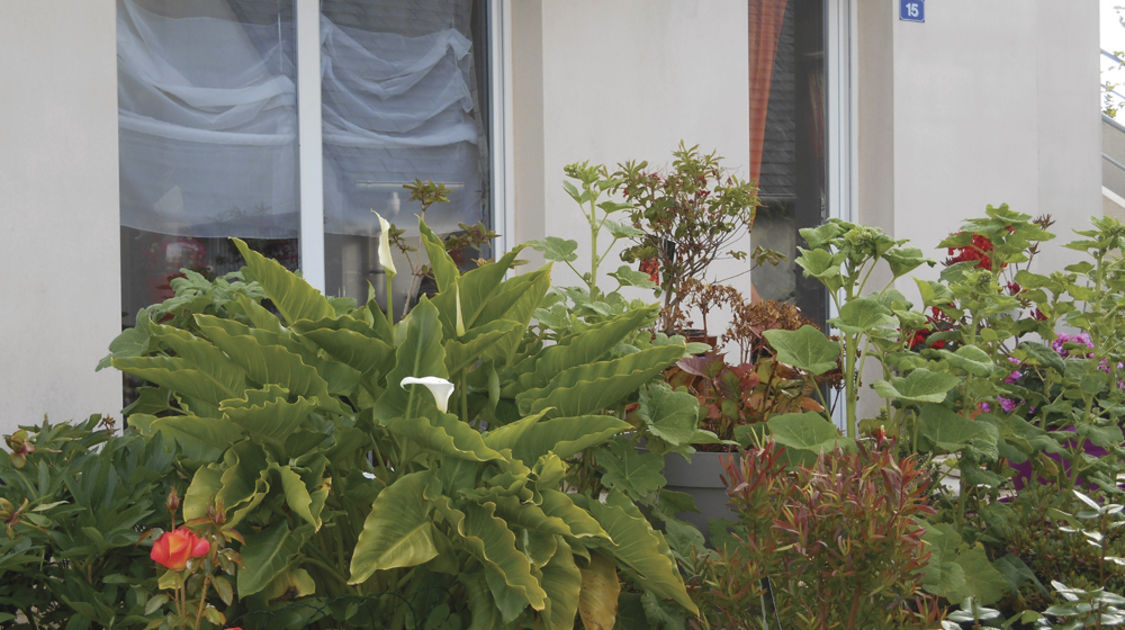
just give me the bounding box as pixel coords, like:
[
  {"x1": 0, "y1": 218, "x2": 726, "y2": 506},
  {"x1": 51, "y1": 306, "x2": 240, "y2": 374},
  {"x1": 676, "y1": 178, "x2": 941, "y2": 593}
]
[{"x1": 900, "y1": 0, "x2": 924, "y2": 22}]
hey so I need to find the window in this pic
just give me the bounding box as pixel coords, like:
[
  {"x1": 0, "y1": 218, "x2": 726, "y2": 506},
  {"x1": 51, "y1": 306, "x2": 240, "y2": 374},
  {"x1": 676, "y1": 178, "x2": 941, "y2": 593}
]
[
  {"x1": 748, "y1": 0, "x2": 830, "y2": 326},
  {"x1": 117, "y1": 0, "x2": 496, "y2": 328}
]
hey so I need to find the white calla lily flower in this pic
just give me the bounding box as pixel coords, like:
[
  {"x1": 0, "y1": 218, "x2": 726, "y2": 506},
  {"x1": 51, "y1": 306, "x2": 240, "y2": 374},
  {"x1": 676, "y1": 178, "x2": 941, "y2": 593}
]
[
  {"x1": 372, "y1": 210, "x2": 397, "y2": 277},
  {"x1": 400, "y1": 376, "x2": 455, "y2": 413}
]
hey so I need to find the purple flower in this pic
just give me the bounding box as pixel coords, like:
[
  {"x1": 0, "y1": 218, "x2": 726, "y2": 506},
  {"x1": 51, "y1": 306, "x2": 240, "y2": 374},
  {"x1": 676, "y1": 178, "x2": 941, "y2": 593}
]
[
  {"x1": 978, "y1": 401, "x2": 992, "y2": 413},
  {"x1": 1052, "y1": 333, "x2": 1095, "y2": 358},
  {"x1": 998, "y1": 396, "x2": 1018, "y2": 413}
]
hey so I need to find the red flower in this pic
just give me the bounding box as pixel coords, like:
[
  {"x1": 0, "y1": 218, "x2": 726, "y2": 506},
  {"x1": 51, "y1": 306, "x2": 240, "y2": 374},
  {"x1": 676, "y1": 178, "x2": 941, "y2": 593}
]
[
  {"x1": 151, "y1": 527, "x2": 210, "y2": 571},
  {"x1": 639, "y1": 257, "x2": 660, "y2": 283},
  {"x1": 945, "y1": 232, "x2": 1003, "y2": 271}
]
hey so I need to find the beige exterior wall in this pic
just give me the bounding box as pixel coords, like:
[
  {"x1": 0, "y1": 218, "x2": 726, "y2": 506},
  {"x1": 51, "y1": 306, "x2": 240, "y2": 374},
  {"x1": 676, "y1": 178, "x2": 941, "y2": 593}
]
[
  {"x1": 0, "y1": 3, "x2": 123, "y2": 434},
  {"x1": 858, "y1": 0, "x2": 1101, "y2": 285},
  {"x1": 512, "y1": 0, "x2": 751, "y2": 295}
]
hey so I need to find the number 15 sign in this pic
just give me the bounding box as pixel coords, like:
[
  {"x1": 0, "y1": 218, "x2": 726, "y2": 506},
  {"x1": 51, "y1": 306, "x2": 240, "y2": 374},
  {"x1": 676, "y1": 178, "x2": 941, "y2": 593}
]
[{"x1": 901, "y1": 0, "x2": 924, "y2": 22}]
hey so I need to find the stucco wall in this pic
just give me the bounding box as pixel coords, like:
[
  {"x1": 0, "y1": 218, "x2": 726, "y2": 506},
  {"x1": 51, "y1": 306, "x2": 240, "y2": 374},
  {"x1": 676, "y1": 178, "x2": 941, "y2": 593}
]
[
  {"x1": 512, "y1": 0, "x2": 752, "y2": 298},
  {"x1": 0, "y1": 3, "x2": 122, "y2": 434},
  {"x1": 859, "y1": 0, "x2": 1100, "y2": 282}
]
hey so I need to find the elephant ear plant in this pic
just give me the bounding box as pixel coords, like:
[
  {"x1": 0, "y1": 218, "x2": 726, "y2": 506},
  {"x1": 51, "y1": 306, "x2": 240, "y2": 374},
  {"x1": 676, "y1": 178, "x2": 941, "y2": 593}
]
[{"x1": 105, "y1": 218, "x2": 697, "y2": 628}]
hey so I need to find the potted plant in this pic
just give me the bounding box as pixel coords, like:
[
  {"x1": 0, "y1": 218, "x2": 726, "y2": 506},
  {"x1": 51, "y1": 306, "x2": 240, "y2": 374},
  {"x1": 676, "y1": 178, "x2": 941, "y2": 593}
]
[
  {"x1": 659, "y1": 282, "x2": 841, "y2": 534},
  {"x1": 615, "y1": 142, "x2": 780, "y2": 335}
]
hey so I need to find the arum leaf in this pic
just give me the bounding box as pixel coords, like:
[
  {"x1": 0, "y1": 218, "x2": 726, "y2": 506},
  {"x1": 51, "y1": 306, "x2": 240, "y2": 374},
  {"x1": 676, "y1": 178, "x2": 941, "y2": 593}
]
[
  {"x1": 219, "y1": 387, "x2": 317, "y2": 452},
  {"x1": 517, "y1": 345, "x2": 684, "y2": 417},
  {"x1": 763, "y1": 326, "x2": 840, "y2": 375},
  {"x1": 419, "y1": 219, "x2": 460, "y2": 293},
  {"x1": 349, "y1": 471, "x2": 439, "y2": 583},
  {"x1": 475, "y1": 267, "x2": 552, "y2": 328},
  {"x1": 274, "y1": 463, "x2": 320, "y2": 531},
  {"x1": 574, "y1": 492, "x2": 697, "y2": 615},
  {"x1": 513, "y1": 306, "x2": 658, "y2": 394},
  {"x1": 578, "y1": 551, "x2": 620, "y2": 630},
  {"x1": 127, "y1": 413, "x2": 242, "y2": 463},
  {"x1": 376, "y1": 299, "x2": 447, "y2": 420},
  {"x1": 536, "y1": 543, "x2": 582, "y2": 630},
  {"x1": 232, "y1": 237, "x2": 333, "y2": 324},
  {"x1": 238, "y1": 521, "x2": 306, "y2": 597},
  {"x1": 484, "y1": 413, "x2": 629, "y2": 464}
]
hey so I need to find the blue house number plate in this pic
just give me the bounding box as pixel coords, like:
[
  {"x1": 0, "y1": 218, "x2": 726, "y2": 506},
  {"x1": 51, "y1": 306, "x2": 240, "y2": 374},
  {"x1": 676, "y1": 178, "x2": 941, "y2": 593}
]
[{"x1": 901, "y1": 0, "x2": 924, "y2": 22}]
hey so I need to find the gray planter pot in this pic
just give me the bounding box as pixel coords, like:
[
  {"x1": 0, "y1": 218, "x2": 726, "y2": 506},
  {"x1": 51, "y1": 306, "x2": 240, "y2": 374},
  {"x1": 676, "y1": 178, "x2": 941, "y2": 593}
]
[{"x1": 663, "y1": 450, "x2": 737, "y2": 539}]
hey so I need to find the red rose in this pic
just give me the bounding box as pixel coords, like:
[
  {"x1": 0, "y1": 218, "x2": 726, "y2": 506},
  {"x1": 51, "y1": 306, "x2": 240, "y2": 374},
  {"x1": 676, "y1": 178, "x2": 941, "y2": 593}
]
[{"x1": 150, "y1": 527, "x2": 210, "y2": 571}]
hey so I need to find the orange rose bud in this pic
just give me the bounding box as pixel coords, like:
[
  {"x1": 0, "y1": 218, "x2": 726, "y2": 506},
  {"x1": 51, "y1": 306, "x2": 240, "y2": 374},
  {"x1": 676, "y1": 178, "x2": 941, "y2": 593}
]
[{"x1": 150, "y1": 527, "x2": 210, "y2": 571}]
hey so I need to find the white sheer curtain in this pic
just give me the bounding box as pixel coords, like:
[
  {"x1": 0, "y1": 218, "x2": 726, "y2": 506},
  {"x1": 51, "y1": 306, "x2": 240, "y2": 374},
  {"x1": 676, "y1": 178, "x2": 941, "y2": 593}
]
[
  {"x1": 118, "y1": 0, "x2": 486, "y2": 241},
  {"x1": 118, "y1": 0, "x2": 300, "y2": 239}
]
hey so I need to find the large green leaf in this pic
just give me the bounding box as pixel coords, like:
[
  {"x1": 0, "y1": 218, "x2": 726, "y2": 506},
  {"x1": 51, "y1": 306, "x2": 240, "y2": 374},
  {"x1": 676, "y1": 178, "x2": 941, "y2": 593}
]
[
  {"x1": 872, "y1": 368, "x2": 961, "y2": 404},
  {"x1": 418, "y1": 220, "x2": 460, "y2": 294},
  {"x1": 916, "y1": 403, "x2": 998, "y2": 455},
  {"x1": 215, "y1": 442, "x2": 272, "y2": 527},
  {"x1": 830, "y1": 296, "x2": 896, "y2": 336},
  {"x1": 539, "y1": 490, "x2": 609, "y2": 540},
  {"x1": 634, "y1": 384, "x2": 702, "y2": 449},
  {"x1": 349, "y1": 471, "x2": 440, "y2": 583},
  {"x1": 475, "y1": 267, "x2": 552, "y2": 327},
  {"x1": 238, "y1": 521, "x2": 307, "y2": 597},
  {"x1": 574, "y1": 492, "x2": 696, "y2": 615},
  {"x1": 232, "y1": 237, "x2": 333, "y2": 324},
  {"x1": 219, "y1": 387, "x2": 317, "y2": 453},
  {"x1": 598, "y1": 441, "x2": 666, "y2": 499},
  {"x1": 432, "y1": 245, "x2": 528, "y2": 335},
  {"x1": 386, "y1": 412, "x2": 505, "y2": 463},
  {"x1": 484, "y1": 413, "x2": 629, "y2": 465},
  {"x1": 151, "y1": 323, "x2": 249, "y2": 393},
  {"x1": 112, "y1": 356, "x2": 235, "y2": 414},
  {"x1": 763, "y1": 325, "x2": 840, "y2": 375},
  {"x1": 458, "y1": 501, "x2": 548, "y2": 614},
  {"x1": 921, "y1": 522, "x2": 1008, "y2": 605},
  {"x1": 195, "y1": 317, "x2": 347, "y2": 415},
  {"x1": 274, "y1": 462, "x2": 322, "y2": 531},
  {"x1": 577, "y1": 551, "x2": 620, "y2": 630},
  {"x1": 516, "y1": 345, "x2": 685, "y2": 417},
  {"x1": 444, "y1": 320, "x2": 525, "y2": 374},
  {"x1": 766, "y1": 412, "x2": 847, "y2": 463},
  {"x1": 127, "y1": 413, "x2": 242, "y2": 463},
  {"x1": 540, "y1": 542, "x2": 582, "y2": 630},
  {"x1": 297, "y1": 321, "x2": 395, "y2": 375},
  {"x1": 375, "y1": 299, "x2": 448, "y2": 420},
  {"x1": 512, "y1": 306, "x2": 659, "y2": 394}
]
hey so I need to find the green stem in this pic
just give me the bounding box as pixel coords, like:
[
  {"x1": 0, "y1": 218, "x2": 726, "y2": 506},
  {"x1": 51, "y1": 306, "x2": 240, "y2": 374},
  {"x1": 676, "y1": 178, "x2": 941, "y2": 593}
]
[{"x1": 385, "y1": 272, "x2": 395, "y2": 324}]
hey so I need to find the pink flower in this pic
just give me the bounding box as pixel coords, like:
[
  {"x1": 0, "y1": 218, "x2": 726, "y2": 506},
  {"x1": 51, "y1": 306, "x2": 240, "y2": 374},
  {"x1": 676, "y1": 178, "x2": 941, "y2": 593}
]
[{"x1": 998, "y1": 396, "x2": 1018, "y2": 414}]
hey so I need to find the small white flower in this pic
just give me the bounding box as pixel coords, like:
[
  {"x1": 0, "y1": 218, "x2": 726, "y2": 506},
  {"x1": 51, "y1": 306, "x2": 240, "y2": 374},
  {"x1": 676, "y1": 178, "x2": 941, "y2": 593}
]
[
  {"x1": 361, "y1": 471, "x2": 377, "y2": 480},
  {"x1": 400, "y1": 376, "x2": 455, "y2": 413},
  {"x1": 372, "y1": 211, "x2": 397, "y2": 277}
]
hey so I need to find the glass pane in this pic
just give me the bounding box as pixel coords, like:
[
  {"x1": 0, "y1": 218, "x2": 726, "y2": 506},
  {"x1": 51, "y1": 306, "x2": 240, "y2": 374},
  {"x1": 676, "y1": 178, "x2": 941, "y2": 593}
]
[
  {"x1": 750, "y1": 0, "x2": 828, "y2": 326},
  {"x1": 118, "y1": 0, "x2": 299, "y2": 326},
  {"x1": 319, "y1": 0, "x2": 491, "y2": 311}
]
